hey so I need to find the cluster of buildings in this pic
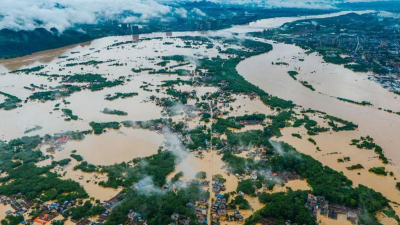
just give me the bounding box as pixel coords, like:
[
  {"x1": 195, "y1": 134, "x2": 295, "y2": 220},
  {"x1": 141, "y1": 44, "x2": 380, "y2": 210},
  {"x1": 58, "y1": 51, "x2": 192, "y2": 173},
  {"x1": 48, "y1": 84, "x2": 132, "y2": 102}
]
[
  {"x1": 194, "y1": 197, "x2": 208, "y2": 224},
  {"x1": 305, "y1": 193, "x2": 359, "y2": 224},
  {"x1": 212, "y1": 177, "x2": 227, "y2": 193},
  {"x1": 126, "y1": 210, "x2": 147, "y2": 225},
  {"x1": 169, "y1": 213, "x2": 190, "y2": 225},
  {"x1": 0, "y1": 194, "x2": 115, "y2": 225},
  {"x1": 210, "y1": 194, "x2": 244, "y2": 223},
  {"x1": 0, "y1": 195, "x2": 32, "y2": 219},
  {"x1": 244, "y1": 147, "x2": 272, "y2": 162},
  {"x1": 211, "y1": 195, "x2": 227, "y2": 222}
]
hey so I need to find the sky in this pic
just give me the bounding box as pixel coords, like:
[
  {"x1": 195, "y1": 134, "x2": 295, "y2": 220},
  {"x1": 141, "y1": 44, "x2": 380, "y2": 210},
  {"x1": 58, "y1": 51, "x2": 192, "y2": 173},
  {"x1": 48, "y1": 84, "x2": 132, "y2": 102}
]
[{"x1": 0, "y1": 0, "x2": 391, "y2": 31}]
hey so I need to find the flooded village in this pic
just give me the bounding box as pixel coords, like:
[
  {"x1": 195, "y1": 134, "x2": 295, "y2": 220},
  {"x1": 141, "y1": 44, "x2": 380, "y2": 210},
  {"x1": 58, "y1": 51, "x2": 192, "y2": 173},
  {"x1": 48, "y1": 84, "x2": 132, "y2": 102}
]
[{"x1": 0, "y1": 10, "x2": 400, "y2": 225}]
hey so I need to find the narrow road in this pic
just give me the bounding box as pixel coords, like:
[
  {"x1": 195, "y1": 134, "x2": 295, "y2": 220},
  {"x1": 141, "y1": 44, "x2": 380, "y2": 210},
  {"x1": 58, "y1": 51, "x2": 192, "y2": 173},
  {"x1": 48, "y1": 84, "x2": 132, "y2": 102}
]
[{"x1": 207, "y1": 100, "x2": 214, "y2": 225}]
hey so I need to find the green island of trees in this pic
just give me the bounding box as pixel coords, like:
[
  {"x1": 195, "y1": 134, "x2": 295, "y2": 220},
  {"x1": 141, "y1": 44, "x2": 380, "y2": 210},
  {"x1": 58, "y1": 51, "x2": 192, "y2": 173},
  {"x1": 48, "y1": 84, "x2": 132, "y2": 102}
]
[
  {"x1": 293, "y1": 115, "x2": 329, "y2": 135},
  {"x1": 350, "y1": 136, "x2": 388, "y2": 164},
  {"x1": 291, "y1": 133, "x2": 302, "y2": 139},
  {"x1": 237, "y1": 179, "x2": 262, "y2": 196},
  {"x1": 10, "y1": 65, "x2": 46, "y2": 74},
  {"x1": 105, "y1": 92, "x2": 138, "y2": 101},
  {"x1": 346, "y1": 164, "x2": 364, "y2": 170},
  {"x1": 195, "y1": 171, "x2": 207, "y2": 179},
  {"x1": 24, "y1": 125, "x2": 43, "y2": 134},
  {"x1": 70, "y1": 154, "x2": 83, "y2": 162},
  {"x1": 102, "y1": 108, "x2": 128, "y2": 116},
  {"x1": 287, "y1": 70, "x2": 299, "y2": 80},
  {"x1": 300, "y1": 81, "x2": 315, "y2": 91},
  {"x1": 29, "y1": 85, "x2": 82, "y2": 101},
  {"x1": 171, "y1": 171, "x2": 184, "y2": 183},
  {"x1": 337, "y1": 97, "x2": 372, "y2": 106},
  {"x1": 62, "y1": 108, "x2": 79, "y2": 121},
  {"x1": 0, "y1": 91, "x2": 22, "y2": 110},
  {"x1": 325, "y1": 115, "x2": 358, "y2": 131},
  {"x1": 231, "y1": 195, "x2": 251, "y2": 210},
  {"x1": 89, "y1": 121, "x2": 121, "y2": 134},
  {"x1": 54, "y1": 158, "x2": 72, "y2": 166},
  {"x1": 369, "y1": 167, "x2": 387, "y2": 176}
]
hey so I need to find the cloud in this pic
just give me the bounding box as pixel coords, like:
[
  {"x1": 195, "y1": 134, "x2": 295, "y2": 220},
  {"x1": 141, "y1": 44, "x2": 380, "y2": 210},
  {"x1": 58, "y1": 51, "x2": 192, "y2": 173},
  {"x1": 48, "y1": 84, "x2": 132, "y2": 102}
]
[
  {"x1": 133, "y1": 176, "x2": 164, "y2": 194},
  {"x1": 162, "y1": 127, "x2": 196, "y2": 179},
  {"x1": 262, "y1": 0, "x2": 336, "y2": 9},
  {"x1": 0, "y1": 0, "x2": 174, "y2": 31},
  {"x1": 377, "y1": 11, "x2": 400, "y2": 19},
  {"x1": 191, "y1": 8, "x2": 207, "y2": 17},
  {"x1": 0, "y1": 0, "x2": 390, "y2": 31}
]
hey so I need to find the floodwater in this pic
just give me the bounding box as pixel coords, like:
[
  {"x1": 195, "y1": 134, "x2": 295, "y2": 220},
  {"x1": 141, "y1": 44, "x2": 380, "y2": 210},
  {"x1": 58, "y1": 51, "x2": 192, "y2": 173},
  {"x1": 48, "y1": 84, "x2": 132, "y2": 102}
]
[
  {"x1": 0, "y1": 9, "x2": 398, "y2": 224},
  {"x1": 271, "y1": 179, "x2": 311, "y2": 193},
  {"x1": 169, "y1": 151, "x2": 239, "y2": 193},
  {"x1": 0, "y1": 204, "x2": 13, "y2": 220},
  {"x1": 273, "y1": 125, "x2": 400, "y2": 206},
  {"x1": 52, "y1": 127, "x2": 164, "y2": 165},
  {"x1": 317, "y1": 213, "x2": 353, "y2": 225},
  {"x1": 55, "y1": 160, "x2": 122, "y2": 201},
  {"x1": 377, "y1": 212, "x2": 399, "y2": 225},
  {"x1": 227, "y1": 10, "x2": 374, "y2": 33},
  {"x1": 223, "y1": 95, "x2": 275, "y2": 118},
  {"x1": 237, "y1": 41, "x2": 400, "y2": 204},
  {"x1": 237, "y1": 42, "x2": 400, "y2": 167}
]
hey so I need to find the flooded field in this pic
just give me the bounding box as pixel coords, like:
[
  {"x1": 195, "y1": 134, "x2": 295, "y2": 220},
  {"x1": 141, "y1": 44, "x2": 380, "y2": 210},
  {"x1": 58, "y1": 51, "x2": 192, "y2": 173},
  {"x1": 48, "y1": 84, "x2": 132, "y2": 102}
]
[
  {"x1": 271, "y1": 179, "x2": 311, "y2": 193},
  {"x1": 51, "y1": 128, "x2": 164, "y2": 165},
  {"x1": 57, "y1": 161, "x2": 122, "y2": 201}
]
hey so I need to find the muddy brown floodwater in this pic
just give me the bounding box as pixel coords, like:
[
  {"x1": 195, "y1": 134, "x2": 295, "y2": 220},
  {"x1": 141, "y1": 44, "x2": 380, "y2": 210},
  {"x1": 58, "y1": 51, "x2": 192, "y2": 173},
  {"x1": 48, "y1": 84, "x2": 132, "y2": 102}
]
[
  {"x1": 0, "y1": 9, "x2": 397, "y2": 225},
  {"x1": 237, "y1": 42, "x2": 400, "y2": 212},
  {"x1": 50, "y1": 127, "x2": 164, "y2": 165}
]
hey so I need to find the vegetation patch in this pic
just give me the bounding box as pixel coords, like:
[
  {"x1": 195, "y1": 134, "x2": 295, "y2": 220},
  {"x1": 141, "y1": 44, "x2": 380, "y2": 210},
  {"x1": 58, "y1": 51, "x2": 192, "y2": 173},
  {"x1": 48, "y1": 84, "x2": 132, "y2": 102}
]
[
  {"x1": 350, "y1": 136, "x2": 388, "y2": 164},
  {"x1": 0, "y1": 91, "x2": 22, "y2": 110},
  {"x1": 287, "y1": 70, "x2": 299, "y2": 80},
  {"x1": 105, "y1": 92, "x2": 138, "y2": 101},
  {"x1": 62, "y1": 108, "x2": 79, "y2": 121},
  {"x1": 369, "y1": 167, "x2": 387, "y2": 176},
  {"x1": 346, "y1": 164, "x2": 364, "y2": 170},
  {"x1": 89, "y1": 121, "x2": 121, "y2": 134},
  {"x1": 102, "y1": 108, "x2": 128, "y2": 116}
]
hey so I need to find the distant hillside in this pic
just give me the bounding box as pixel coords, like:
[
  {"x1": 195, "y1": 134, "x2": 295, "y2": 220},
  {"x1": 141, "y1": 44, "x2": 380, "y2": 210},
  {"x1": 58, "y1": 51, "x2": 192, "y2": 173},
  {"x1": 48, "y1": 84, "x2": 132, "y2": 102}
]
[{"x1": 0, "y1": 28, "x2": 92, "y2": 59}]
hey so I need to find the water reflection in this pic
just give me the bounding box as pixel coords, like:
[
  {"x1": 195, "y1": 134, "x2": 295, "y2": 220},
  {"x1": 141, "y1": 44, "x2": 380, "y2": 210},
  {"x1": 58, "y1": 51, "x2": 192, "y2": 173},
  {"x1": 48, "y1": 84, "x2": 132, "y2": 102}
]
[
  {"x1": 132, "y1": 34, "x2": 140, "y2": 42},
  {"x1": 0, "y1": 41, "x2": 92, "y2": 71}
]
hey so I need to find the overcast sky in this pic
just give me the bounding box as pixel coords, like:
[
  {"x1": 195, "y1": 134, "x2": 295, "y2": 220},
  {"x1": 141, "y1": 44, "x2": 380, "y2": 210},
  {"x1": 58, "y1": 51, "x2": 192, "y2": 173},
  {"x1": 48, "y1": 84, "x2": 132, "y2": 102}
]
[{"x1": 0, "y1": 0, "x2": 390, "y2": 31}]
